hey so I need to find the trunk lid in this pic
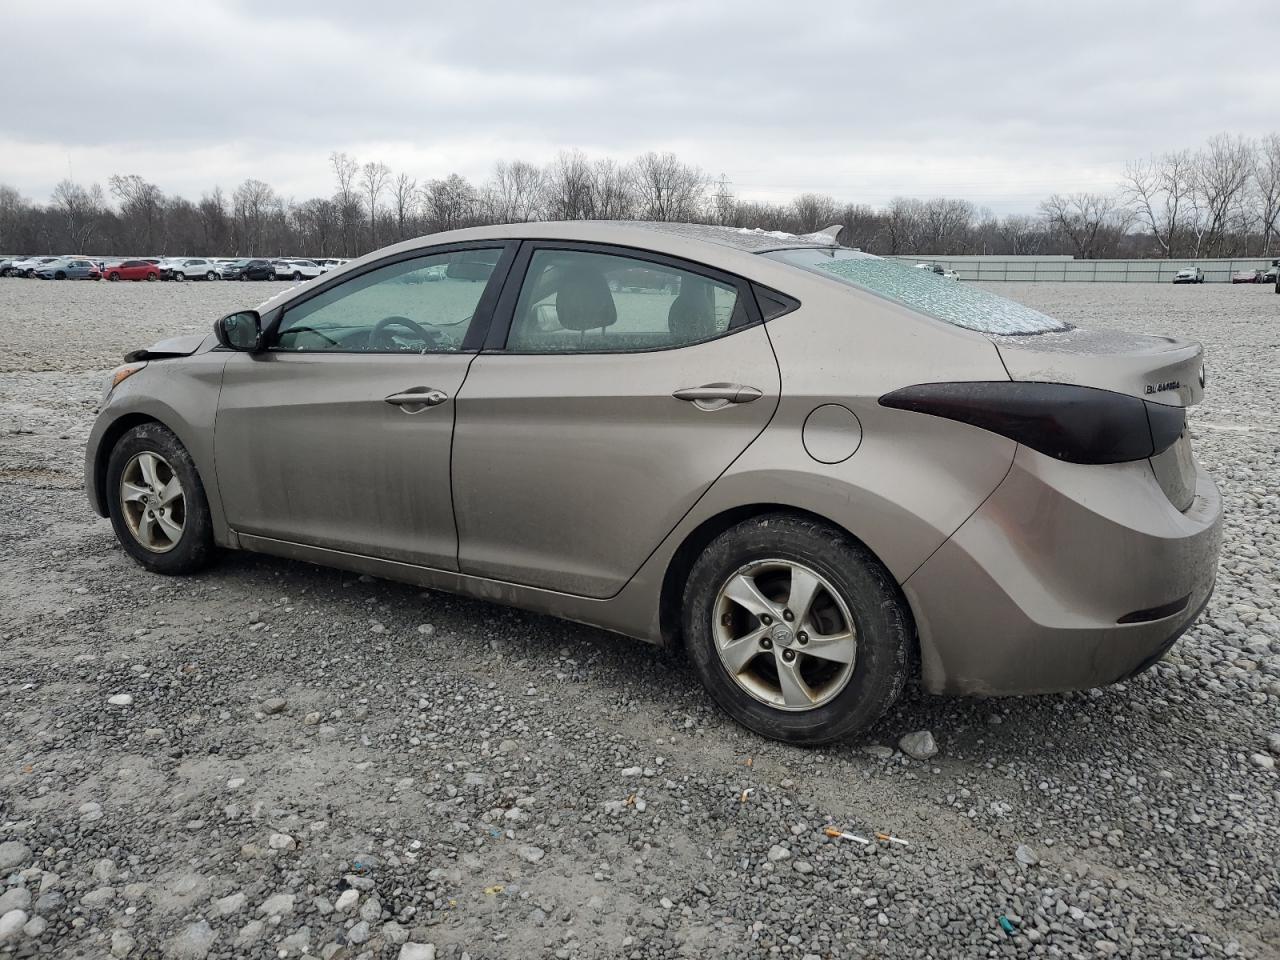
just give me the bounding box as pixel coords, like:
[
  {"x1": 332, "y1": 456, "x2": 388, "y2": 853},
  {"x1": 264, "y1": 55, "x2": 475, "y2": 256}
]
[{"x1": 991, "y1": 327, "x2": 1204, "y2": 408}]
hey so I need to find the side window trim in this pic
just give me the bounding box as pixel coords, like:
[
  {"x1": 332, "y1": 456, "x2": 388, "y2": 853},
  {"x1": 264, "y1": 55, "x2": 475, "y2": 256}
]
[
  {"x1": 262, "y1": 240, "x2": 518, "y2": 354},
  {"x1": 483, "y1": 240, "x2": 763, "y2": 354}
]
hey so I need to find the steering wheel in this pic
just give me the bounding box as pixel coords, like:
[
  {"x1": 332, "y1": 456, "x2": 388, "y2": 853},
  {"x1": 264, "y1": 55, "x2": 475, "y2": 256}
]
[{"x1": 369, "y1": 315, "x2": 438, "y2": 350}]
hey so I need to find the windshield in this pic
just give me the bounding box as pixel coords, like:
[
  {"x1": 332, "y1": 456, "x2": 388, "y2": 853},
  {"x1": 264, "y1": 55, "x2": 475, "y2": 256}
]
[{"x1": 765, "y1": 247, "x2": 1070, "y2": 335}]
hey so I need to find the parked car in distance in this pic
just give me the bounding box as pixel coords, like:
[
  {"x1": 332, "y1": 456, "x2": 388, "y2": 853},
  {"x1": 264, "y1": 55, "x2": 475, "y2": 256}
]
[
  {"x1": 104, "y1": 260, "x2": 161, "y2": 282},
  {"x1": 273, "y1": 259, "x2": 324, "y2": 281},
  {"x1": 315, "y1": 258, "x2": 349, "y2": 272},
  {"x1": 219, "y1": 258, "x2": 275, "y2": 281},
  {"x1": 35, "y1": 257, "x2": 101, "y2": 280},
  {"x1": 161, "y1": 258, "x2": 221, "y2": 281},
  {"x1": 914, "y1": 262, "x2": 959, "y2": 280},
  {"x1": 1230, "y1": 269, "x2": 1263, "y2": 284},
  {"x1": 86, "y1": 220, "x2": 1222, "y2": 744},
  {"x1": 10, "y1": 255, "x2": 61, "y2": 277},
  {"x1": 1173, "y1": 266, "x2": 1204, "y2": 284},
  {"x1": 0, "y1": 255, "x2": 23, "y2": 276},
  {"x1": 1264, "y1": 260, "x2": 1278, "y2": 288}
]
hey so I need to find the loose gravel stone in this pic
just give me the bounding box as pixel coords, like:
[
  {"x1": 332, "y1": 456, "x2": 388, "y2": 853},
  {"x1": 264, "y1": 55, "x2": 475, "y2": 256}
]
[
  {"x1": 899, "y1": 729, "x2": 938, "y2": 760},
  {"x1": 0, "y1": 910, "x2": 27, "y2": 946},
  {"x1": 0, "y1": 843, "x2": 32, "y2": 871}
]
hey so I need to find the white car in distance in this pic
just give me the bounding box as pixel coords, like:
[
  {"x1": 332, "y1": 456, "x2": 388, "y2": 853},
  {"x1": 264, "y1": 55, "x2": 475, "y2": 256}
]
[
  {"x1": 163, "y1": 257, "x2": 221, "y2": 281},
  {"x1": 273, "y1": 259, "x2": 324, "y2": 282}
]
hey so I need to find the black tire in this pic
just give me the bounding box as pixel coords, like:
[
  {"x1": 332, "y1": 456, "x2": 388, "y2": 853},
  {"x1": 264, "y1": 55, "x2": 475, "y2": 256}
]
[
  {"x1": 105, "y1": 423, "x2": 215, "y2": 575},
  {"x1": 205, "y1": 271, "x2": 216, "y2": 281},
  {"x1": 292, "y1": 271, "x2": 302, "y2": 281},
  {"x1": 108, "y1": 272, "x2": 119, "y2": 281},
  {"x1": 239, "y1": 274, "x2": 249, "y2": 281},
  {"x1": 682, "y1": 513, "x2": 912, "y2": 745},
  {"x1": 145, "y1": 273, "x2": 157, "y2": 282},
  {"x1": 173, "y1": 271, "x2": 185, "y2": 282},
  {"x1": 54, "y1": 271, "x2": 66, "y2": 280}
]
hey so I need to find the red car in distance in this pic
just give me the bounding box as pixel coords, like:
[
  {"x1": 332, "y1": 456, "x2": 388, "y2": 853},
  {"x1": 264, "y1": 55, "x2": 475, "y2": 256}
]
[{"x1": 104, "y1": 260, "x2": 161, "y2": 282}]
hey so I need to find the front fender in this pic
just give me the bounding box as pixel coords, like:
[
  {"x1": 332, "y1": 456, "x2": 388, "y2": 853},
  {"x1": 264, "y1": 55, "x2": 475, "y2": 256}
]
[{"x1": 85, "y1": 353, "x2": 231, "y2": 541}]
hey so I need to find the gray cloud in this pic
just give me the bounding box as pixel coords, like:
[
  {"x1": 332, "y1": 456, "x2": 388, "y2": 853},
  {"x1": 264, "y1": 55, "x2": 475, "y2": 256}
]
[{"x1": 2, "y1": 0, "x2": 1276, "y2": 211}]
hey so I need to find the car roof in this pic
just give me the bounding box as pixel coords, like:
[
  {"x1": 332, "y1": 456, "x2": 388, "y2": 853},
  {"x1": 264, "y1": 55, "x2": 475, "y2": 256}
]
[
  {"x1": 255, "y1": 221, "x2": 852, "y2": 318},
  {"x1": 328, "y1": 220, "x2": 838, "y2": 276}
]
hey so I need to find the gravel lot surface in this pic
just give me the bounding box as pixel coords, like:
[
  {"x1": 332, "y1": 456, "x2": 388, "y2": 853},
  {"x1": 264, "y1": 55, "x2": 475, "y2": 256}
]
[{"x1": 1, "y1": 277, "x2": 1277, "y2": 959}]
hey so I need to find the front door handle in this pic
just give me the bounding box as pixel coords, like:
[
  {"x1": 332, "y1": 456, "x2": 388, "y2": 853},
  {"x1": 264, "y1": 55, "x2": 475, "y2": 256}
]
[
  {"x1": 672, "y1": 383, "x2": 763, "y2": 410},
  {"x1": 385, "y1": 387, "x2": 449, "y2": 413}
]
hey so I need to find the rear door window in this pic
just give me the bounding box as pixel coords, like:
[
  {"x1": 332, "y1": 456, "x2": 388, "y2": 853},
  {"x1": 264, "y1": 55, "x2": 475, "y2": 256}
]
[
  {"x1": 505, "y1": 248, "x2": 748, "y2": 353},
  {"x1": 766, "y1": 248, "x2": 1069, "y2": 335}
]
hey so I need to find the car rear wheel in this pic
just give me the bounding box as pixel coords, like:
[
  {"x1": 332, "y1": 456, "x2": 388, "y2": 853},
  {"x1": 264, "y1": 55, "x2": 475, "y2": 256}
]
[
  {"x1": 146, "y1": 273, "x2": 157, "y2": 282},
  {"x1": 106, "y1": 423, "x2": 215, "y2": 575},
  {"x1": 682, "y1": 514, "x2": 912, "y2": 744}
]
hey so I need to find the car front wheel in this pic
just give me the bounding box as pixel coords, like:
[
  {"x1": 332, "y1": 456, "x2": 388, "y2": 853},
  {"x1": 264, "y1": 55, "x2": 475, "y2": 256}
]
[
  {"x1": 105, "y1": 423, "x2": 215, "y2": 575},
  {"x1": 205, "y1": 271, "x2": 216, "y2": 281},
  {"x1": 682, "y1": 514, "x2": 912, "y2": 744}
]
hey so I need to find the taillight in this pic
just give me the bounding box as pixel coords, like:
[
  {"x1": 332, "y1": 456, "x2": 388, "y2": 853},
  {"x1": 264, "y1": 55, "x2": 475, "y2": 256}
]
[{"x1": 879, "y1": 381, "x2": 1185, "y2": 465}]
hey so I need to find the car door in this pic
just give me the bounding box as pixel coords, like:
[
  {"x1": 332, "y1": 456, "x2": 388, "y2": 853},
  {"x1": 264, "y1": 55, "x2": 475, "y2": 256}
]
[
  {"x1": 452, "y1": 242, "x2": 781, "y2": 599},
  {"x1": 214, "y1": 243, "x2": 515, "y2": 568}
]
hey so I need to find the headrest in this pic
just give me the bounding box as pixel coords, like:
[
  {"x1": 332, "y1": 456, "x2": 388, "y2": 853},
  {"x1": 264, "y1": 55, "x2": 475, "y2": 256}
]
[
  {"x1": 555, "y1": 265, "x2": 617, "y2": 331},
  {"x1": 668, "y1": 281, "x2": 716, "y2": 341}
]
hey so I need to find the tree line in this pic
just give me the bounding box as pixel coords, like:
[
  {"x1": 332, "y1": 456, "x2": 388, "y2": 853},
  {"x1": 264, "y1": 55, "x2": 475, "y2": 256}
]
[{"x1": 1, "y1": 133, "x2": 1277, "y2": 260}]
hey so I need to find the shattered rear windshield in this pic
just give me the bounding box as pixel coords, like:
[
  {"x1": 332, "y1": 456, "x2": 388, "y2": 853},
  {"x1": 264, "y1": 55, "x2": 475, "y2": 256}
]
[{"x1": 764, "y1": 248, "x2": 1070, "y2": 335}]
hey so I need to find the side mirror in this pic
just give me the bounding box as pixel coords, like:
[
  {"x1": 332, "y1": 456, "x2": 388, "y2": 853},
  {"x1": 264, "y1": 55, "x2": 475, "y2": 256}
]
[{"x1": 215, "y1": 310, "x2": 263, "y2": 351}]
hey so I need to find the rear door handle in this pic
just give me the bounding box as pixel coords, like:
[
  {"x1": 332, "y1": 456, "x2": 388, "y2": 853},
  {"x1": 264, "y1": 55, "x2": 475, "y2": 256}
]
[
  {"x1": 672, "y1": 383, "x2": 763, "y2": 410},
  {"x1": 385, "y1": 387, "x2": 449, "y2": 413}
]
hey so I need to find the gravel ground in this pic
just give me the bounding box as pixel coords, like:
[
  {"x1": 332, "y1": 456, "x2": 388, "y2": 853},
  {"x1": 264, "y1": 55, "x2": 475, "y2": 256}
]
[{"x1": 1, "y1": 276, "x2": 1277, "y2": 960}]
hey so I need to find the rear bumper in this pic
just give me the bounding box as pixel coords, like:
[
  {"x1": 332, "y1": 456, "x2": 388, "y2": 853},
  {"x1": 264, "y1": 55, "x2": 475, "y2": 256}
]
[{"x1": 903, "y1": 445, "x2": 1222, "y2": 696}]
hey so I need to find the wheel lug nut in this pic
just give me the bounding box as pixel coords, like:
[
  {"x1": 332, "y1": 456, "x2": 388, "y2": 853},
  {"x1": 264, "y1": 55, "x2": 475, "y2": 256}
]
[
  {"x1": 797, "y1": 632, "x2": 808, "y2": 644},
  {"x1": 760, "y1": 637, "x2": 772, "y2": 649},
  {"x1": 782, "y1": 649, "x2": 796, "y2": 662},
  {"x1": 760, "y1": 614, "x2": 772, "y2": 625},
  {"x1": 783, "y1": 609, "x2": 793, "y2": 621}
]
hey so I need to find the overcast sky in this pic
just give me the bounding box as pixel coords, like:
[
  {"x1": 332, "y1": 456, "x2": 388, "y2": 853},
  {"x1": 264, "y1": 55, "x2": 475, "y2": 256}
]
[{"x1": 2, "y1": 0, "x2": 1276, "y2": 213}]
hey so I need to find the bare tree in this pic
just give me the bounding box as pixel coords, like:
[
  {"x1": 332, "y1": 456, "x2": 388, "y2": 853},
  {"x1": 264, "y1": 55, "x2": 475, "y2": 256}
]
[
  {"x1": 1256, "y1": 133, "x2": 1280, "y2": 255},
  {"x1": 232, "y1": 178, "x2": 276, "y2": 254},
  {"x1": 486, "y1": 160, "x2": 545, "y2": 222},
  {"x1": 791, "y1": 193, "x2": 840, "y2": 234},
  {"x1": 995, "y1": 214, "x2": 1044, "y2": 255},
  {"x1": 1122, "y1": 151, "x2": 1195, "y2": 257},
  {"x1": 629, "y1": 152, "x2": 706, "y2": 221},
  {"x1": 389, "y1": 172, "x2": 418, "y2": 240},
  {"x1": 883, "y1": 197, "x2": 924, "y2": 254},
  {"x1": 544, "y1": 150, "x2": 596, "y2": 220},
  {"x1": 1039, "y1": 192, "x2": 1130, "y2": 259},
  {"x1": 422, "y1": 174, "x2": 478, "y2": 232},
  {"x1": 0, "y1": 184, "x2": 30, "y2": 252},
  {"x1": 108, "y1": 174, "x2": 166, "y2": 252},
  {"x1": 918, "y1": 197, "x2": 975, "y2": 253},
  {"x1": 330, "y1": 151, "x2": 361, "y2": 255},
  {"x1": 1190, "y1": 134, "x2": 1254, "y2": 257},
  {"x1": 359, "y1": 161, "x2": 391, "y2": 247},
  {"x1": 589, "y1": 158, "x2": 634, "y2": 220},
  {"x1": 50, "y1": 179, "x2": 107, "y2": 251},
  {"x1": 196, "y1": 188, "x2": 231, "y2": 253}
]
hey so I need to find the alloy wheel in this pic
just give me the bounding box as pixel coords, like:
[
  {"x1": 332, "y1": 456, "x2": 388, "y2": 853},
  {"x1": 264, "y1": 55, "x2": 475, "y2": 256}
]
[
  {"x1": 712, "y1": 559, "x2": 857, "y2": 711},
  {"x1": 119, "y1": 451, "x2": 186, "y2": 553}
]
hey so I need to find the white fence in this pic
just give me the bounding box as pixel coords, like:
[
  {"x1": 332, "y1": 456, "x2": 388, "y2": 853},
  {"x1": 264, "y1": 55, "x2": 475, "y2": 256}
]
[{"x1": 888, "y1": 256, "x2": 1278, "y2": 283}]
